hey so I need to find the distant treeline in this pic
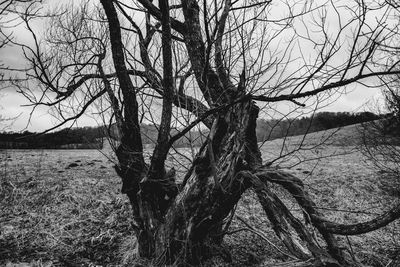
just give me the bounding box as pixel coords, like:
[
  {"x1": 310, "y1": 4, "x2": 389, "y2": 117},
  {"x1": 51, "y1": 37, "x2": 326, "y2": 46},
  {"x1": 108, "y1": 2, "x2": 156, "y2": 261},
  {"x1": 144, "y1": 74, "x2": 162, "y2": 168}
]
[
  {"x1": 256, "y1": 111, "x2": 380, "y2": 142},
  {"x1": 0, "y1": 111, "x2": 381, "y2": 149},
  {"x1": 0, "y1": 124, "x2": 208, "y2": 149},
  {"x1": 140, "y1": 111, "x2": 382, "y2": 146},
  {"x1": 0, "y1": 127, "x2": 105, "y2": 149}
]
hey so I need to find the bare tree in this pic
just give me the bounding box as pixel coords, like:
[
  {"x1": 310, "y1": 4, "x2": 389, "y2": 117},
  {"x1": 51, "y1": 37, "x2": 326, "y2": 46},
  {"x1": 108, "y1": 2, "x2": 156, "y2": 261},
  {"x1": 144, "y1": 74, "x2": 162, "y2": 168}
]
[
  {"x1": 5, "y1": 0, "x2": 400, "y2": 266},
  {"x1": 0, "y1": 0, "x2": 43, "y2": 66},
  {"x1": 0, "y1": 1, "x2": 40, "y2": 127},
  {"x1": 383, "y1": 86, "x2": 400, "y2": 132},
  {"x1": 360, "y1": 47, "x2": 400, "y2": 200}
]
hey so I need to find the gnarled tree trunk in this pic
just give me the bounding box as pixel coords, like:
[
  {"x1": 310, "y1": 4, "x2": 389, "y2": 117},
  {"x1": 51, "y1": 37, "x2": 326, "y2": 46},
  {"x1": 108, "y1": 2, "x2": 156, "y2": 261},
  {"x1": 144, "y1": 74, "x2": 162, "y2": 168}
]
[
  {"x1": 117, "y1": 96, "x2": 354, "y2": 266},
  {"x1": 154, "y1": 99, "x2": 261, "y2": 264},
  {"x1": 97, "y1": 1, "x2": 400, "y2": 266},
  {"x1": 9, "y1": 0, "x2": 400, "y2": 265}
]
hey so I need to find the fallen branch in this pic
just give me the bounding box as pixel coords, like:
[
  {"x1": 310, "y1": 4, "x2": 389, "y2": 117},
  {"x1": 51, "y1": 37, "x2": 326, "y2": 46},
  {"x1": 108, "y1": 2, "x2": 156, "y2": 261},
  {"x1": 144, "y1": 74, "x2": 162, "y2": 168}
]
[
  {"x1": 311, "y1": 203, "x2": 400, "y2": 235},
  {"x1": 257, "y1": 169, "x2": 400, "y2": 235}
]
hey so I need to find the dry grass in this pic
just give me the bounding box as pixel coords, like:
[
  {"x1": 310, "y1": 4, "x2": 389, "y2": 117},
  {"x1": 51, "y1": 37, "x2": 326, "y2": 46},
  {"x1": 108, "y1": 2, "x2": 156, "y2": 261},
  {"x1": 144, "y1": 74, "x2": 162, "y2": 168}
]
[
  {"x1": 0, "y1": 149, "x2": 134, "y2": 266},
  {"x1": 1, "y1": 130, "x2": 400, "y2": 266}
]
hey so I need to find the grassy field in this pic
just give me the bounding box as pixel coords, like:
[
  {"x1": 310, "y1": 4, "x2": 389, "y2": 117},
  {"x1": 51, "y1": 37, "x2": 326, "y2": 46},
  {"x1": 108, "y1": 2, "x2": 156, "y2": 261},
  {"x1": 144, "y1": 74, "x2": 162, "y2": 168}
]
[{"x1": 1, "y1": 126, "x2": 399, "y2": 266}]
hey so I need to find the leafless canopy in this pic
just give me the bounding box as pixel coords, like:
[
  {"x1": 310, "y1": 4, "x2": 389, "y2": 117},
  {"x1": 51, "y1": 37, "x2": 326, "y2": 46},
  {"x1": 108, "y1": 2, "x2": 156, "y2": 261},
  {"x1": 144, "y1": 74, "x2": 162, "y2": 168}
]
[{"x1": 3, "y1": 0, "x2": 400, "y2": 266}]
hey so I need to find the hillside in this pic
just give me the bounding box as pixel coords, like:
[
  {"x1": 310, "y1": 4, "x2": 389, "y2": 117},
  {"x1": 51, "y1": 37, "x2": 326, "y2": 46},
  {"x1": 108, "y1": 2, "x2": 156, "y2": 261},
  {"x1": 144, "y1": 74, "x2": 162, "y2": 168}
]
[
  {"x1": 256, "y1": 111, "x2": 380, "y2": 143},
  {"x1": 0, "y1": 111, "x2": 381, "y2": 149},
  {"x1": 264, "y1": 122, "x2": 365, "y2": 147},
  {"x1": 1, "y1": 122, "x2": 399, "y2": 266},
  {"x1": 257, "y1": 122, "x2": 373, "y2": 170},
  {"x1": 0, "y1": 128, "x2": 104, "y2": 149}
]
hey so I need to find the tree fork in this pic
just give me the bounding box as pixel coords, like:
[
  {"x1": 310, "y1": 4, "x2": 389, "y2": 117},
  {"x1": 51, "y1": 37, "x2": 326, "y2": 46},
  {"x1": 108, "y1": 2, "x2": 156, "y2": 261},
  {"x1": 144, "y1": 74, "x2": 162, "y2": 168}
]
[{"x1": 141, "y1": 99, "x2": 260, "y2": 264}]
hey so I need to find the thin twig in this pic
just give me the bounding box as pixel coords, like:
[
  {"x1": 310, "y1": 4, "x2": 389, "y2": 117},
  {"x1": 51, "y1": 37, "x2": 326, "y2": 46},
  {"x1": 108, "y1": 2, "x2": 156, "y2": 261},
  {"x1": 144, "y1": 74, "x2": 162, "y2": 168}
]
[{"x1": 236, "y1": 215, "x2": 298, "y2": 260}]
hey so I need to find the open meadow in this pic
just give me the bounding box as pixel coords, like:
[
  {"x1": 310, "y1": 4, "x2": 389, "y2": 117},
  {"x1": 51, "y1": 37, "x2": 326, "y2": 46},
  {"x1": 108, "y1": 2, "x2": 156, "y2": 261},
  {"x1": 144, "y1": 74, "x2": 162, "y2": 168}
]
[
  {"x1": 1, "y1": 126, "x2": 400, "y2": 266},
  {"x1": 3, "y1": 0, "x2": 400, "y2": 266}
]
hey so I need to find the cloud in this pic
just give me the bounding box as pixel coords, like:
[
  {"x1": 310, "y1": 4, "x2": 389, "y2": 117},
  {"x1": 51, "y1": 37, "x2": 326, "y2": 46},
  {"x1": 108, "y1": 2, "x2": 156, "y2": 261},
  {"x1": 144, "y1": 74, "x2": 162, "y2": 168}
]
[
  {"x1": 0, "y1": 0, "x2": 387, "y2": 132},
  {"x1": 0, "y1": 88, "x2": 100, "y2": 132}
]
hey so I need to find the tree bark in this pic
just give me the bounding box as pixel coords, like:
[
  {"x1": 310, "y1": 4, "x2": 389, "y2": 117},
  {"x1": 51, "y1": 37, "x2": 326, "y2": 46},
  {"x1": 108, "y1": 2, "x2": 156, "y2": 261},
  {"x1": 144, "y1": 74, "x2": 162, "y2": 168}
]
[
  {"x1": 100, "y1": 0, "x2": 147, "y2": 251},
  {"x1": 99, "y1": 1, "x2": 399, "y2": 266},
  {"x1": 140, "y1": 98, "x2": 261, "y2": 265}
]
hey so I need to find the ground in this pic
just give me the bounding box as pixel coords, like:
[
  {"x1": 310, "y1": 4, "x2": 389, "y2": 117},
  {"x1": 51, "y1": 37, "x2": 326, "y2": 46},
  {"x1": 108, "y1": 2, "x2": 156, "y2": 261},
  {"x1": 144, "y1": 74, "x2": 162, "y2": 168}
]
[{"x1": 1, "y1": 127, "x2": 399, "y2": 266}]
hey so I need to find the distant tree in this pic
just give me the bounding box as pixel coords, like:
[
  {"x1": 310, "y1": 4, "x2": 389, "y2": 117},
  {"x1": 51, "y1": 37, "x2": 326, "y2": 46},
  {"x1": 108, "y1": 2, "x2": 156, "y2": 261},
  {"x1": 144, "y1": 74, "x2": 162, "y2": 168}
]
[
  {"x1": 359, "y1": 30, "x2": 400, "y2": 198},
  {"x1": 382, "y1": 87, "x2": 400, "y2": 135},
  {"x1": 360, "y1": 114, "x2": 400, "y2": 202},
  {"x1": 4, "y1": 1, "x2": 400, "y2": 266}
]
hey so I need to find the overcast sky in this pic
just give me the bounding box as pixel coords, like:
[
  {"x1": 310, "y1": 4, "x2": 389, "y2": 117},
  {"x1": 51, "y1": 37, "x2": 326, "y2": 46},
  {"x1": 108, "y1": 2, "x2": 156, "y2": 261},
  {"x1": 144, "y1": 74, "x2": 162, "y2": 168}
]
[
  {"x1": 0, "y1": 0, "x2": 389, "y2": 133},
  {"x1": 0, "y1": 82, "x2": 382, "y2": 132}
]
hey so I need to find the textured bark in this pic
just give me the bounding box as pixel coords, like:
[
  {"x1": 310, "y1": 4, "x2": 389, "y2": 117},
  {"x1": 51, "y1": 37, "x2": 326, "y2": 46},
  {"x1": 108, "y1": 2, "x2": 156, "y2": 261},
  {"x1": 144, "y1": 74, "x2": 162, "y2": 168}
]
[
  {"x1": 181, "y1": 0, "x2": 233, "y2": 105},
  {"x1": 254, "y1": 170, "x2": 362, "y2": 266},
  {"x1": 99, "y1": 1, "x2": 399, "y2": 266},
  {"x1": 136, "y1": 0, "x2": 176, "y2": 257},
  {"x1": 249, "y1": 173, "x2": 341, "y2": 266},
  {"x1": 314, "y1": 204, "x2": 400, "y2": 235},
  {"x1": 150, "y1": 99, "x2": 261, "y2": 264},
  {"x1": 100, "y1": 0, "x2": 147, "y2": 252}
]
